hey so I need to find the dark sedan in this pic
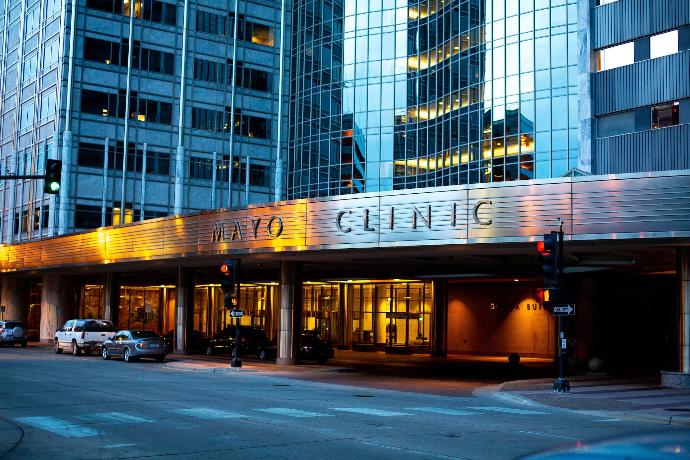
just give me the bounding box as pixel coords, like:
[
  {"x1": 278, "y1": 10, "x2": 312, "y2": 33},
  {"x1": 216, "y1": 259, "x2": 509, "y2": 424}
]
[
  {"x1": 101, "y1": 330, "x2": 168, "y2": 363},
  {"x1": 205, "y1": 325, "x2": 272, "y2": 359}
]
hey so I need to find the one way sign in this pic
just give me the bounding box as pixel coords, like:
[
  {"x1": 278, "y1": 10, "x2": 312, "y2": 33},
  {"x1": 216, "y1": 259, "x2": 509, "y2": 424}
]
[{"x1": 552, "y1": 304, "x2": 576, "y2": 316}]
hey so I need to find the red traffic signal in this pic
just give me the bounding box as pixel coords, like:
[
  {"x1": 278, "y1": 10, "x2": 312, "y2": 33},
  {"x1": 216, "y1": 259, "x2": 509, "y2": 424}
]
[
  {"x1": 536, "y1": 240, "x2": 545, "y2": 253},
  {"x1": 219, "y1": 259, "x2": 238, "y2": 294}
]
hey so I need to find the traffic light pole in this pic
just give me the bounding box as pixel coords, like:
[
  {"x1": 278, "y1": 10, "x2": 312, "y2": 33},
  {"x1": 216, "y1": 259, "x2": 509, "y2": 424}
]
[{"x1": 553, "y1": 220, "x2": 570, "y2": 393}]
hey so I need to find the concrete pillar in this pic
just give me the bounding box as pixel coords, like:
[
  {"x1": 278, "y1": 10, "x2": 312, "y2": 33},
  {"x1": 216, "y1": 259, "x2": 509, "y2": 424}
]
[
  {"x1": 337, "y1": 283, "x2": 348, "y2": 349},
  {"x1": 662, "y1": 249, "x2": 690, "y2": 388},
  {"x1": 431, "y1": 280, "x2": 448, "y2": 357},
  {"x1": 0, "y1": 277, "x2": 28, "y2": 323},
  {"x1": 681, "y1": 249, "x2": 690, "y2": 374},
  {"x1": 40, "y1": 275, "x2": 76, "y2": 342},
  {"x1": 103, "y1": 272, "x2": 120, "y2": 327},
  {"x1": 277, "y1": 261, "x2": 302, "y2": 365},
  {"x1": 174, "y1": 267, "x2": 195, "y2": 354}
]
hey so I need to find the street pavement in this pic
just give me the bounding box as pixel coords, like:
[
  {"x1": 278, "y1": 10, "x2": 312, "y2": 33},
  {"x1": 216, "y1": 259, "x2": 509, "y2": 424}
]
[{"x1": 1, "y1": 346, "x2": 688, "y2": 459}]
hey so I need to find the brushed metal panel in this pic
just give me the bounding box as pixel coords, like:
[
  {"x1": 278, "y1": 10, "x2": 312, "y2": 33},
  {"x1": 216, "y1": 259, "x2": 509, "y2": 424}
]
[
  {"x1": 379, "y1": 186, "x2": 468, "y2": 246},
  {"x1": 1, "y1": 172, "x2": 690, "y2": 273},
  {"x1": 306, "y1": 195, "x2": 381, "y2": 248},
  {"x1": 468, "y1": 181, "x2": 572, "y2": 242},
  {"x1": 572, "y1": 174, "x2": 690, "y2": 238}
]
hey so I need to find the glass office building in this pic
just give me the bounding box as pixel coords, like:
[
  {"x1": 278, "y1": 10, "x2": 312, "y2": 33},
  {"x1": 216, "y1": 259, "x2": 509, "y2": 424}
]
[{"x1": 288, "y1": 0, "x2": 579, "y2": 198}]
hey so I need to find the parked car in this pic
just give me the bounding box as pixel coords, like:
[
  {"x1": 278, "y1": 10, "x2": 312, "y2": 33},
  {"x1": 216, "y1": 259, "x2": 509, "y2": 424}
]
[
  {"x1": 205, "y1": 325, "x2": 273, "y2": 360},
  {"x1": 298, "y1": 332, "x2": 334, "y2": 363},
  {"x1": 101, "y1": 330, "x2": 168, "y2": 363},
  {"x1": 0, "y1": 320, "x2": 28, "y2": 347},
  {"x1": 54, "y1": 319, "x2": 116, "y2": 356}
]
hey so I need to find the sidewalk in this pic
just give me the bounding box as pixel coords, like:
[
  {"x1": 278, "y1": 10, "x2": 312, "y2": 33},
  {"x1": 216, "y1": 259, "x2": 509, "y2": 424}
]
[{"x1": 498, "y1": 374, "x2": 690, "y2": 426}]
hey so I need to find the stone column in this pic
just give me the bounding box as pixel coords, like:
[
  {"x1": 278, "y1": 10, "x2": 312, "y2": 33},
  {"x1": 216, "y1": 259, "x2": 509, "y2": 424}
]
[
  {"x1": 337, "y1": 283, "x2": 348, "y2": 349},
  {"x1": 277, "y1": 261, "x2": 302, "y2": 365},
  {"x1": 40, "y1": 275, "x2": 76, "y2": 342},
  {"x1": 1, "y1": 277, "x2": 28, "y2": 323},
  {"x1": 431, "y1": 279, "x2": 448, "y2": 357},
  {"x1": 663, "y1": 249, "x2": 690, "y2": 388},
  {"x1": 682, "y1": 250, "x2": 690, "y2": 374},
  {"x1": 103, "y1": 272, "x2": 120, "y2": 326},
  {"x1": 174, "y1": 267, "x2": 195, "y2": 354}
]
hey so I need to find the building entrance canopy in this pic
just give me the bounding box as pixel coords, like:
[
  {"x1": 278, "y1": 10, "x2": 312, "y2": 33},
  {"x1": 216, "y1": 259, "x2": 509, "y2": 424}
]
[{"x1": 1, "y1": 171, "x2": 689, "y2": 273}]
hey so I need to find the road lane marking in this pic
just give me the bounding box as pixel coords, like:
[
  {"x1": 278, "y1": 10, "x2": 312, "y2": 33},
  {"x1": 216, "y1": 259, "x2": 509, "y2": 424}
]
[
  {"x1": 256, "y1": 408, "x2": 331, "y2": 418},
  {"x1": 77, "y1": 412, "x2": 152, "y2": 424},
  {"x1": 172, "y1": 408, "x2": 244, "y2": 419},
  {"x1": 332, "y1": 408, "x2": 411, "y2": 417},
  {"x1": 467, "y1": 406, "x2": 548, "y2": 415},
  {"x1": 101, "y1": 443, "x2": 137, "y2": 449},
  {"x1": 593, "y1": 418, "x2": 623, "y2": 422},
  {"x1": 518, "y1": 430, "x2": 581, "y2": 440},
  {"x1": 15, "y1": 416, "x2": 98, "y2": 437},
  {"x1": 406, "y1": 407, "x2": 476, "y2": 416}
]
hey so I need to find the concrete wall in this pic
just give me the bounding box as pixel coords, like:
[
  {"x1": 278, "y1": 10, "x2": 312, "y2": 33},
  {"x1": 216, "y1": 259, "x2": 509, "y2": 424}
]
[
  {"x1": 40, "y1": 276, "x2": 78, "y2": 342},
  {"x1": 447, "y1": 282, "x2": 555, "y2": 358},
  {"x1": 0, "y1": 278, "x2": 29, "y2": 323}
]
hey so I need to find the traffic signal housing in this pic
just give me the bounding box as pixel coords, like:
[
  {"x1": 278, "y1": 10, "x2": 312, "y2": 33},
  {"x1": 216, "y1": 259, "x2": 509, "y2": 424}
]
[
  {"x1": 219, "y1": 259, "x2": 238, "y2": 295},
  {"x1": 44, "y1": 159, "x2": 62, "y2": 195},
  {"x1": 537, "y1": 232, "x2": 560, "y2": 288}
]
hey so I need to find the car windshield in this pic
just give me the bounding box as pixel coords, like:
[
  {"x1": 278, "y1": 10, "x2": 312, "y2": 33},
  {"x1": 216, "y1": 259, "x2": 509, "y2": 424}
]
[
  {"x1": 3, "y1": 322, "x2": 23, "y2": 329},
  {"x1": 132, "y1": 331, "x2": 159, "y2": 339}
]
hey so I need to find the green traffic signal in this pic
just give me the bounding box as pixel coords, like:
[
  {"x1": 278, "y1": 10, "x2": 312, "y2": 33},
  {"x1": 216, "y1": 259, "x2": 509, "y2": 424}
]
[{"x1": 44, "y1": 159, "x2": 62, "y2": 195}]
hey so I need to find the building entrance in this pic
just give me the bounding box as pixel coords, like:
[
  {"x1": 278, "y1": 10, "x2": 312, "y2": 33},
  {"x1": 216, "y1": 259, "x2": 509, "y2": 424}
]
[{"x1": 350, "y1": 281, "x2": 431, "y2": 353}]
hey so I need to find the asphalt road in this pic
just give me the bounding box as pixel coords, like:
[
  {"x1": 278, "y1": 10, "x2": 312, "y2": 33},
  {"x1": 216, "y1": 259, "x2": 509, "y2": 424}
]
[{"x1": 0, "y1": 347, "x2": 685, "y2": 459}]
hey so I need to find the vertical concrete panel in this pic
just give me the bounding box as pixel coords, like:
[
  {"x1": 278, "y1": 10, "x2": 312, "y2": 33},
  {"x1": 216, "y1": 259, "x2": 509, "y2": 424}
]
[
  {"x1": 680, "y1": 249, "x2": 690, "y2": 374},
  {"x1": 1, "y1": 278, "x2": 29, "y2": 323},
  {"x1": 40, "y1": 276, "x2": 76, "y2": 342},
  {"x1": 174, "y1": 268, "x2": 195, "y2": 354},
  {"x1": 277, "y1": 261, "x2": 302, "y2": 365},
  {"x1": 431, "y1": 280, "x2": 448, "y2": 357},
  {"x1": 103, "y1": 272, "x2": 120, "y2": 326}
]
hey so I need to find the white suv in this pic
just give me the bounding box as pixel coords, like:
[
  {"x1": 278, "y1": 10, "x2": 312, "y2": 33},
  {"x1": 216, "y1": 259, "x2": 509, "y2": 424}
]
[{"x1": 54, "y1": 319, "x2": 116, "y2": 356}]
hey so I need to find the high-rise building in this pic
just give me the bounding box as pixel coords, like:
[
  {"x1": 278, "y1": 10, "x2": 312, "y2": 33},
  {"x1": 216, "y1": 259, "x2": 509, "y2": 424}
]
[{"x1": 0, "y1": 0, "x2": 287, "y2": 243}]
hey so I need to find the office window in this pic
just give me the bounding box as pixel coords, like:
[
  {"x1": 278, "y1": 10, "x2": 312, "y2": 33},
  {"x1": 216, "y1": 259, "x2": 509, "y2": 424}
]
[
  {"x1": 87, "y1": 0, "x2": 175, "y2": 25},
  {"x1": 196, "y1": 10, "x2": 228, "y2": 36},
  {"x1": 78, "y1": 141, "x2": 171, "y2": 175},
  {"x1": 652, "y1": 102, "x2": 679, "y2": 129},
  {"x1": 650, "y1": 30, "x2": 678, "y2": 59},
  {"x1": 596, "y1": 42, "x2": 634, "y2": 71},
  {"x1": 75, "y1": 205, "x2": 103, "y2": 229}
]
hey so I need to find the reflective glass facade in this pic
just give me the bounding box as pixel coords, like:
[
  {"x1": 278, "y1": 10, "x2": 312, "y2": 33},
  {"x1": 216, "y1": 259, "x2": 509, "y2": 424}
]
[{"x1": 288, "y1": 0, "x2": 579, "y2": 198}]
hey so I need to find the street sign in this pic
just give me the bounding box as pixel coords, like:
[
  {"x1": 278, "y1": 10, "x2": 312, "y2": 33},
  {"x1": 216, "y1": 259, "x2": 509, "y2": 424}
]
[
  {"x1": 229, "y1": 310, "x2": 243, "y2": 318},
  {"x1": 552, "y1": 304, "x2": 575, "y2": 316}
]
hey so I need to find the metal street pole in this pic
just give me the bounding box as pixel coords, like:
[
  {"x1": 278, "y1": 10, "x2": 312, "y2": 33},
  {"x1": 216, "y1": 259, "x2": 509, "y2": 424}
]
[{"x1": 553, "y1": 219, "x2": 570, "y2": 392}]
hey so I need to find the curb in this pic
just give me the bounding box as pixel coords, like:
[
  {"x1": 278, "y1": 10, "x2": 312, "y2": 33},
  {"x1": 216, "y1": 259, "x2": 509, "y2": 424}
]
[
  {"x1": 481, "y1": 385, "x2": 690, "y2": 427},
  {"x1": 163, "y1": 361, "x2": 257, "y2": 373}
]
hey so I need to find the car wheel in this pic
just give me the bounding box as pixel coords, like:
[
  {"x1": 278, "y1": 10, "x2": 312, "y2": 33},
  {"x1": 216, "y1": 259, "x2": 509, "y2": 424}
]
[
  {"x1": 102, "y1": 346, "x2": 111, "y2": 360},
  {"x1": 123, "y1": 347, "x2": 132, "y2": 363},
  {"x1": 258, "y1": 349, "x2": 268, "y2": 360},
  {"x1": 155, "y1": 355, "x2": 165, "y2": 363},
  {"x1": 205, "y1": 346, "x2": 213, "y2": 356},
  {"x1": 54, "y1": 339, "x2": 62, "y2": 354},
  {"x1": 71, "y1": 341, "x2": 80, "y2": 356}
]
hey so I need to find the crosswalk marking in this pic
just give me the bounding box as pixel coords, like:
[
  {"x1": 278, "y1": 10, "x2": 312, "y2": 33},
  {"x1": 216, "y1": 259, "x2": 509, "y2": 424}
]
[
  {"x1": 171, "y1": 408, "x2": 244, "y2": 420},
  {"x1": 256, "y1": 408, "x2": 331, "y2": 418},
  {"x1": 15, "y1": 416, "x2": 98, "y2": 438},
  {"x1": 332, "y1": 408, "x2": 411, "y2": 417},
  {"x1": 467, "y1": 406, "x2": 548, "y2": 415},
  {"x1": 77, "y1": 412, "x2": 151, "y2": 424},
  {"x1": 406, "y1": 407, "x2": 476, "y2": 416}
]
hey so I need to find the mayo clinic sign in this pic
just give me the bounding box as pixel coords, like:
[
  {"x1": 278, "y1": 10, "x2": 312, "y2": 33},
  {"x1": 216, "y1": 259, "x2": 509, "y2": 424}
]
[{"x1": 0, "y1": 172, "x2": 688, "y2": 273}]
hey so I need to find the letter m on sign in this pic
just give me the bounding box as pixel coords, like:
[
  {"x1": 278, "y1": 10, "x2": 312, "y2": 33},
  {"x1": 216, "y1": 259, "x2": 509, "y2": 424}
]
[{"x1": 212, "y1": 221, "x2": 226, "y2": 242}]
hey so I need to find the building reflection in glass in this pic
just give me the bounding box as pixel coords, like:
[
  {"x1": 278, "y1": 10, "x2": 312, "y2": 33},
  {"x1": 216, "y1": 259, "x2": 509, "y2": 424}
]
[{"x1": 289, "y1": 0, "x2": 578, "y2": 199}]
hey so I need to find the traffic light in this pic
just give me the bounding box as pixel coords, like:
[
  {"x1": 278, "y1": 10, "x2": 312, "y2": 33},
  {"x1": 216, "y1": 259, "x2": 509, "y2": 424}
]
[
  {"x1": 44, "y1": 159, "x2": 62, "y2": 194},
  {"x1": 219, "y1": 259, "x2": 238, "y2": 295},
  {"x1": 537, "y1": 232, "x2": 560, "y2": 288}
]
